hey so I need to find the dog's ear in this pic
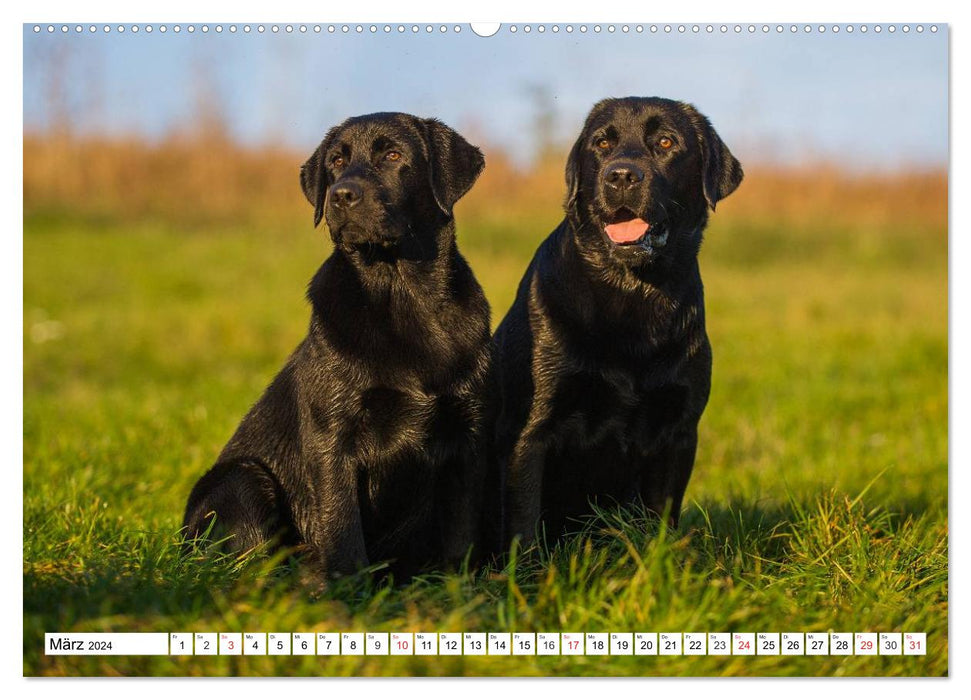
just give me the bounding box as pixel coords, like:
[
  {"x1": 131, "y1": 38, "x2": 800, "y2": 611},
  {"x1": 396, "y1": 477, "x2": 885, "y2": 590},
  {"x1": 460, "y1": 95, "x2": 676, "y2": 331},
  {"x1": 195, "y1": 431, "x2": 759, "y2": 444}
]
[
  {"x1": 564, "y1": 132, "x2": 585, "y2": 212},
  {"x1": 300, "y1": 134, "x2": 334, "y2": 228},
  {"x1": 681, "y1": 103, "x2": 744, "y2": 210},
  {"x1": 565, "y1": 98, "x2": 614, "y2": 212},
  {"x1": 421, "y1": 118, "x2": 485, "y2": 216}
]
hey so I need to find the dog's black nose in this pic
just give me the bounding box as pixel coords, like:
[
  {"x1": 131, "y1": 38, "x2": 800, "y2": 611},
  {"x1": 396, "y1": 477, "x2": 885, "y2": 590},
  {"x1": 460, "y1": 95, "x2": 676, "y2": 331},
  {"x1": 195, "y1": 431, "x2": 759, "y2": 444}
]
[
  {"x1": 604, "y1": 163, "x2": 645, "y2": 190},
  {"x1": 330, "y1": 181, "x2": 363, "y2": 209}
]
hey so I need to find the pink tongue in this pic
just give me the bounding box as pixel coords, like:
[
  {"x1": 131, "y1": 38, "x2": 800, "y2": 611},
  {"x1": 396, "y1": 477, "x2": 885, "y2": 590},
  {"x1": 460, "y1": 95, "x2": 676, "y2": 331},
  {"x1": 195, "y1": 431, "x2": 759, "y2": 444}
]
[{"x1": 605, "y1": 218, "x2": 649, "y2": 243}]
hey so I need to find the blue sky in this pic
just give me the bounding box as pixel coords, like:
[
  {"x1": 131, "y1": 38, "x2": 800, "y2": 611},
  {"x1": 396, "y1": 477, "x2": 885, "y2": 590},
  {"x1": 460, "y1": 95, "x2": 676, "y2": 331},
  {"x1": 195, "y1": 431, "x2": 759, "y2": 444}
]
[{"x1": 23, "y1": 24, "x2": 948, "y2": 169}]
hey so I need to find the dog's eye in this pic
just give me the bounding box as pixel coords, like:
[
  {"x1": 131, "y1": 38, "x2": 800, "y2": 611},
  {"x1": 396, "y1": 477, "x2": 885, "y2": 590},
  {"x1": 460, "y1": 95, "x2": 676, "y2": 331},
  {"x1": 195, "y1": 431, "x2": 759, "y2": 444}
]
[
  {"x1": 596, "y1": 138, "x2": 611, "y2": 150},
  {"x1": 331, "y1": 155, "x2": 345, "y2": 168},
  {"x1": 385, "y1": 151, "x2": 402, "y2": 162},
  {"x1": 658, "y1": 137, "x2": 674, "y2": 150}
]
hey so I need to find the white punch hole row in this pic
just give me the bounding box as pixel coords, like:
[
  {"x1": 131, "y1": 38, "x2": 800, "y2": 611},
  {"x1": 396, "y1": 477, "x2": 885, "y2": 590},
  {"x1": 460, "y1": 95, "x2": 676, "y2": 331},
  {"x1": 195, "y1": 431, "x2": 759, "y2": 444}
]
[{"x1": 30, "y1": 24, "x2": 940, "y2": 36}]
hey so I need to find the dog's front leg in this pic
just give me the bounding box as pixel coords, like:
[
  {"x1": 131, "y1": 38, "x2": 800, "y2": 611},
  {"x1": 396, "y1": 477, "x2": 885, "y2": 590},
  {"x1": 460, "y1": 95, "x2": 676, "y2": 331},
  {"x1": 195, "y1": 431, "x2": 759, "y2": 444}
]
[
  {"x1": 302, "y1": 458, "x2": 369, "y2": 580},
  {"x1": 505, "y1": 436, "x2": 548, "y2": 548},
  {"x1": 638, "y1": 426, "x2": 698, "y2": 528},
  {"x1": 439, "y1": 445, "x2": 489, "y2": 567}
]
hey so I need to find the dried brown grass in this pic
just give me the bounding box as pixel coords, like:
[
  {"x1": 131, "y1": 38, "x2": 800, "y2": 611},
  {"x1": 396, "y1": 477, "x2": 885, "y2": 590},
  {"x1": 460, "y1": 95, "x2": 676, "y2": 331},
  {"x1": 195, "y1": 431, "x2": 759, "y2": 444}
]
[{"x1": 23, "y1": 134, "x2": 947, "y2": 232}]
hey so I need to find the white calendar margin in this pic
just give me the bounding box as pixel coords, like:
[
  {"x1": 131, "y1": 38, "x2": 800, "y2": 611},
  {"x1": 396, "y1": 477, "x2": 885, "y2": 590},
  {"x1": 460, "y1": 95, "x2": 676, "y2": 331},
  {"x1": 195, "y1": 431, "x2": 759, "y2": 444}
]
[{"x1": 6, "y1": 0, "x2": 961, "y2": 697}]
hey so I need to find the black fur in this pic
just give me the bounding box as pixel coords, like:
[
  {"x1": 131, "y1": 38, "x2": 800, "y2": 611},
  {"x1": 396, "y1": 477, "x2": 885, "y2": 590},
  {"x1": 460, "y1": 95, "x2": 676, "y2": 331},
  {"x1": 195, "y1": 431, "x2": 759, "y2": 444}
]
[
  {"x1": 183, "y1": 112, "x2": 493, "y2": 581},
  {"x1": 493, "y1": 97, "x2": 743, "y2": 544}
]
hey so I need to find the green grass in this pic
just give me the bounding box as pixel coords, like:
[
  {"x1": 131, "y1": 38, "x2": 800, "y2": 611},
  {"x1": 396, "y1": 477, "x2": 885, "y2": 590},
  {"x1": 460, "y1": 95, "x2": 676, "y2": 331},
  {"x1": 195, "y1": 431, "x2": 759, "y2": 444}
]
[{"x1": 23, "y1": 210, "x2": 947, "y2": 676}]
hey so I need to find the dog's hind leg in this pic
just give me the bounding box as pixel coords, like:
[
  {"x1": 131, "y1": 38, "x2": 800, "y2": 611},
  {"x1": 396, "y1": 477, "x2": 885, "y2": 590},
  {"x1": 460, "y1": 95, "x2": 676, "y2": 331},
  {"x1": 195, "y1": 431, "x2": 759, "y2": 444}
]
[{"x1": 182, "y1": 460, "x2": 294, "y2": 555}]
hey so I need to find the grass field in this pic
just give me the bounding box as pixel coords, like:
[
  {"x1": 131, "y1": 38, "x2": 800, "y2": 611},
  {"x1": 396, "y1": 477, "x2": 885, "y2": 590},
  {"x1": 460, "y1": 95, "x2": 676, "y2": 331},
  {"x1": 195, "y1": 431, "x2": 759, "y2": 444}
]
[{"x1": 22, "y1": 139, "x2": 948, "y2": 676}]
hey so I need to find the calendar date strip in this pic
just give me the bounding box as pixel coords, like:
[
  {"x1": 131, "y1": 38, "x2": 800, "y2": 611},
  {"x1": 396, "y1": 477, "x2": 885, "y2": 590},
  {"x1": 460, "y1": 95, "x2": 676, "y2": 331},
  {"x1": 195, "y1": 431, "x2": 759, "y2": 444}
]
[{"x1": 45, "y1": 632, "x2": 926, "y2": 657}]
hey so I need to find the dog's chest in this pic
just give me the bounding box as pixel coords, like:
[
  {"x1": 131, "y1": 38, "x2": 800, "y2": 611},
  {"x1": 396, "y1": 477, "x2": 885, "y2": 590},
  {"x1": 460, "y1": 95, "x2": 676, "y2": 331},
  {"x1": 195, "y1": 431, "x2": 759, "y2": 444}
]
[
  {"x1": 547, "y1": 371, "x2": 688, "y2": 452},
  {"x1": 323, "y1": 385, "x2": 475, "y2": 460},
  {"x1": 354, "y1": 386, "x2": 434, "y2": 453}
]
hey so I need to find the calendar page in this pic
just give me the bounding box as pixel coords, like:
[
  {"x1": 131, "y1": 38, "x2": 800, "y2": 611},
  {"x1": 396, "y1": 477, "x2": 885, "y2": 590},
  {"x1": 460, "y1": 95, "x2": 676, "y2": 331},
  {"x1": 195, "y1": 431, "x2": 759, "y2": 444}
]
[{"x1": 21, "y1": 3, "x2": 949, "y2": 680}]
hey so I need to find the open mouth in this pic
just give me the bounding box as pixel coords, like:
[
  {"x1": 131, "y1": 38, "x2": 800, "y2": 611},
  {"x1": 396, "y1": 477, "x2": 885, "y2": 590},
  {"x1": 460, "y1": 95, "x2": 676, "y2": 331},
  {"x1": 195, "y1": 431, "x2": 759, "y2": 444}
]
[{"x1": 603, "y1": 208, "x2": 669, "y2": 250}]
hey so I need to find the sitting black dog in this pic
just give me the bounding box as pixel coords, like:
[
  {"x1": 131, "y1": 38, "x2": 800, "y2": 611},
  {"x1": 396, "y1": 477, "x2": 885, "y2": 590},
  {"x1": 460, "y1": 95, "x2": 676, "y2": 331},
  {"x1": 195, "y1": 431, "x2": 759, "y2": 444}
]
[
  {"x1": 182, "y1": 113, "x2": 493, "y2": 581},
  {"x1": 493, "y1": 97, "x2": 743, "y2": 544}
]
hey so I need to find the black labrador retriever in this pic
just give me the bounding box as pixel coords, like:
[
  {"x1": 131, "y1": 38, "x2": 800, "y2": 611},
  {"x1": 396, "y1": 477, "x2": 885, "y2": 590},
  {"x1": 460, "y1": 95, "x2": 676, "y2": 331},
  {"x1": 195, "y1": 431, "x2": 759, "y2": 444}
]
[
  {"x1": 182, "y1": 112, "x2": 493, "y2": 581},
  {"x1": 493, "y1": 97, "x2": 743, "y2": 545}
]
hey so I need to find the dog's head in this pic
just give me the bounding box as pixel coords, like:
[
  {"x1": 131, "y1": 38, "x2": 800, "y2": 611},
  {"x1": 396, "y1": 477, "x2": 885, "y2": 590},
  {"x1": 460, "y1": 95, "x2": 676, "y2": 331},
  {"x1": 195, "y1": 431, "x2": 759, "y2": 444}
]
[
  {"x1": 300, "y1": 112, "x2": 484, "y2": 257},
  {"x1": 565, "y1": 97, "x2": 743, "y2": 270}
]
